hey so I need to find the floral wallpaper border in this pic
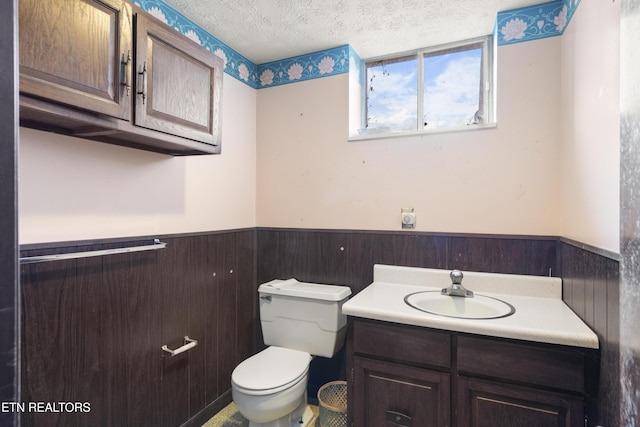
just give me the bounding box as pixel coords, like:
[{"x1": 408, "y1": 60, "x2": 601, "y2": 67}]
[
  {"x1": 256, "y1": 45, "x2": 353, "y2": 89},
  {"x1": 133, "y1": 0, "x2": 260, "y2": 87},
  {"x1": 496, "y1": 0, "x2": 581, "y2": 46},
  {"x1": 133, "y1": 0, "x2": 579, "y2": 89}
]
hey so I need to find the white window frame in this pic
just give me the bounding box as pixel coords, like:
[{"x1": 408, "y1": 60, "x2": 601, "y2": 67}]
[{"x1": 353, "y1": 35, "x2": 496, "y2": 141}]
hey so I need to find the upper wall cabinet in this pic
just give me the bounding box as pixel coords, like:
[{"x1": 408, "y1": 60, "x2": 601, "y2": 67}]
[
  {"x1": 19, "y1": 0, "x2": 223, "y2": 156},
  {"x1": 134, "y1": 13, "x2": 222, "y2": 147},
  {"x1": 19, "y1": 0, "x2": 133, "y2": 121}
]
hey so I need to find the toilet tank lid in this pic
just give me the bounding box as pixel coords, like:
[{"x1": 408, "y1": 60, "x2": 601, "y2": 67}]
[{"x1": 259, "y1": 279, "x2": 352, "y2": 301}]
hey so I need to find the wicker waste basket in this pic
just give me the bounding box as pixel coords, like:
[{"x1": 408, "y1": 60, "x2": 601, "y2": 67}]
[{"x1": 317, "y1": 381, "x2": 347, "y2": 427}]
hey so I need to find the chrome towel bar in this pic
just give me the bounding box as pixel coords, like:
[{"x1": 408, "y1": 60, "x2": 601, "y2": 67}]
[
  {"x1": 162, "y1": 336, "x2": 198, "y2": 357},
  {"x1": 19, "y1": 238, "x2": 167, "y2": 264}
]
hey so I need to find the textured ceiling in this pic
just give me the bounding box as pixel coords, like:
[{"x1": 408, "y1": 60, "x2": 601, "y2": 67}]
[{"x1": 163, "y1": 0, "x2": 545, "y2": 64}]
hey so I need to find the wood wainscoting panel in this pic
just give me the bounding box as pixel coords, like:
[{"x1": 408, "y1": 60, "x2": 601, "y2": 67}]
[
  {"x1": 20, "y1": 230, "x2": 255, "y2": 427},
  {"x1": 559, "y1": 240, "x2": 620, "y2": 426}
]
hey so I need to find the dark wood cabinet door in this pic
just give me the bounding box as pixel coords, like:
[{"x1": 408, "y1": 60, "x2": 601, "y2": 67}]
[
  {"x1": 354, "y1": 357, "x2": 450, "y2": 427},
  {"x1": 457, "y1": 376, "x2": 584, "y2": 427},
  {"x1": 19, "y1": 0, "x2": 133, "y2": 120},
  {"x1": 134, "y1": 12, "x2": 223, "y2": 146}
]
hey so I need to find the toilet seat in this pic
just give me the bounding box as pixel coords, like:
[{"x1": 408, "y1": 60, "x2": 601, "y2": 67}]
[{"x1": 232, "y1": 346, "x2": 311, "y2": 396}]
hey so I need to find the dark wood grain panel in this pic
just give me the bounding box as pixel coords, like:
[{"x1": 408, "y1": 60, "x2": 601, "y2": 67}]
[
  {"x1": 20, "y1": 232, "x2": 250, "y2": 427},
  {"x1": 353, "y1": 319, "x2": 450, "y2": 369},
  {"x1": 572, "y1": 248, "x2": 587, "y2": 320},
  {"x1": 457, "y1": 376, "x2": 584, "y2": 427},
  {"x1": 256, "y1": 229, "x2": 350, "y2": 286},
  {"x1": 606, "y1": 258, "x2": 620, "y2": 347},
  {"x1": 524, "y1": 238, "x2": 558, "y2": 276},
  {"x1": 0, "y1": 3, "x2": 18, "y2": 424},
  {"x1": 214, "y1": 232, "x2": 238, "y2": 397},
  {"x1": 185, "y1": 235, "x2": 213, "y2": 416},
  {"x1": 590, "y1": 255, "x2": 606, "y2": 335},
  {"x1": 448, "y1": 236, "x2": 534, "y2": 274},
  {"x1": 260, "y1": 229, "x2": 556, "y2": 294},
  {"x1": 457, "y1": 335, "x2": 585, "y2": 393},
  {"x1": 155, "y1": 237, "x2": 192, "y2": 426},
  {"x1": 597, "y1": 256, "x2": 620, "y2": 426},
  {"x1": 375, "y1": 233, "x2": 447, "y2": 269},
  {"x1": 21, "y1": 254, "x2": 76, "y2": 427},
  {"x1": 354, "y1": 356, "x2": 450, "y2": 427},
  {"x1": 102, "y1": 249, "x2": 164, "y2": 426},
  {"x1": 560, "y1": 243, "x2": 576, "y2": 309},
  {"x1": 558, "y1": 241, "x2": 620, "y2": 426},
  {"x1": 256, "y1": 228, "x2": 300, "y2": 283},
  {"x1": 479, "y1": 237, "x2": 527, "y2": 274},
  {"x1": 344, "y1": 233, "x2": 384, "y2": 293},
  {"x1": 344, "y1": 231, "x2": 446, "y2": 293},
  {"x1": 235, "y1": 230, "x2": 257, "y2": 364},
  {"x1": 448, "y1": 236, "x2": 497, "y2": 272},
  {"x1": 71, "y1": 253, "x2": 108, "y2": 426},
  {"x1": 21, "y1": 247, "x2": 105, "y2": 427}
]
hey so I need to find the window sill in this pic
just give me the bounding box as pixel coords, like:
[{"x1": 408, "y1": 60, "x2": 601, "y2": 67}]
[{"x1": 348, "y1": 122, "x2": 497, "y2": 142}]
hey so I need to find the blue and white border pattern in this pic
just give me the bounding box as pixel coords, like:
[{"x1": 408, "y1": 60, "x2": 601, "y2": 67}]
[
  {"x1": 134, "y1": 0, "x2": 579, "y2": 89},
  {"x1": 496, "y1": 0, "x2": 581, "y2": 46},
  {"x1": 132, "y1": 0, "x2": 260, "y2": 87},
  {"x1": 256, "y1": 45, "x2": 351, "y2": 89}
]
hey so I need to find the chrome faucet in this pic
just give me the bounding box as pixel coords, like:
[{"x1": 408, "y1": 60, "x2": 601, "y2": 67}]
[{"x1": 441, "y1": 269, "x2": 474, "y2": 298}]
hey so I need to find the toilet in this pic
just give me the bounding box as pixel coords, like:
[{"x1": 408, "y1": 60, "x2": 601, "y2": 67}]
[{"x1": 231, "y1": 278, "x2": 352, "y2": 427}]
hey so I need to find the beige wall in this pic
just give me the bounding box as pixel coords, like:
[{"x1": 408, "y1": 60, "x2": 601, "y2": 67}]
[
  {"x1": 560, "y1": 0, "x2": 620, "y2": 253},
  {"x1": 19, "y1": 75, "x2": 257, "y2": 244},
  {"x1": 20, "y1": 2, "x2": 621, "y2": 253},
  {"x1": 257, "y1": 38, "x2": 562, "y2": 236}
]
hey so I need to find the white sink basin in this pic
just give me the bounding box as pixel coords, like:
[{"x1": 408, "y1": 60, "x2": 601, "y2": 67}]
[
  {"x1": 342, "y1": 265, "x2": 599, "y2": 348},
  {"x1": 404, "y1": 291, "x2": 515, "y2": 319}
]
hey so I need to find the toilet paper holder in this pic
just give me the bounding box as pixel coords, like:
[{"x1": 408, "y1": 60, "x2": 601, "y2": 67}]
[{"x1": 162, "y1": 336, "x2": 198, "y2": 357}]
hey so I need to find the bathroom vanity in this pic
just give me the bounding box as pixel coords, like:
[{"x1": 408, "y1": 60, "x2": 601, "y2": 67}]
[{"x1": 343, "y1": 265, "x2": 599, "y2": 427}]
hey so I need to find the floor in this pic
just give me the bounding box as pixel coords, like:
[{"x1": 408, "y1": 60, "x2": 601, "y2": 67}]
[{"x1": 201, "y1": 402, "x2": 320, "y2": 427}]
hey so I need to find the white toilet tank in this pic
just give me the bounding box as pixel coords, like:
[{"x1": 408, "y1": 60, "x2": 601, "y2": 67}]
[{"x1": 258, "y1": 279, "x2": 352, "y2": 358}]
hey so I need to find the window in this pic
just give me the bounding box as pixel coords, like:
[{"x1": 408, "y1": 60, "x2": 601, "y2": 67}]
[{"x1": 363, "y1": 36, "x2": 494, "y2": 135}]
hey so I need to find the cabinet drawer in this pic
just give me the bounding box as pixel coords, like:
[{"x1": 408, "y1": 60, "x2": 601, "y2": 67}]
[
  {"x1": 353, "y1": 319, "x2": 450, "y2": 368},
  {"x1": 457, "y1": 335, "x2": 585, "y2": 393}
]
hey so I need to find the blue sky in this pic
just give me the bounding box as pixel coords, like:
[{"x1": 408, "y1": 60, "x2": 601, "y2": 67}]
[{"x1": 366, "y1": 48, "x2": 482, "y2": 130}]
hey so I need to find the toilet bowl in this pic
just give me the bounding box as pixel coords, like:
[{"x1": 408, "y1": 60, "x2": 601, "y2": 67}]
[
  {"x1": 231, "y1": 279, "x2": 351, "y2": 427},
  {"x1": 231, "y1": 346, "x2": 312, "y2": 427}
]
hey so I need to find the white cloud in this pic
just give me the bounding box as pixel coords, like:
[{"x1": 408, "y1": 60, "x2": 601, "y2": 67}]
[
  {"x1": 366, "y1": 51, "x2": 482, "y2": 130},
  {"x1": 366, "y1": 65, "x2": 417, "y2": 129},
  {"x1": 424, "y1": 55, "x2": 481, "y2": 127}
]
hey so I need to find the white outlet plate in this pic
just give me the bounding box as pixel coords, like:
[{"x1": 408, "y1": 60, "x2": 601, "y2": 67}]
[{"x1": 401, "y1": 208, "x2": 415, "y2": 229}]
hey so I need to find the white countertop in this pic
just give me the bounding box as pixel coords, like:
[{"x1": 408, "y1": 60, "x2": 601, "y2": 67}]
[{"x1": 342, "y1": 265, "x2": 599, "y2": 349}]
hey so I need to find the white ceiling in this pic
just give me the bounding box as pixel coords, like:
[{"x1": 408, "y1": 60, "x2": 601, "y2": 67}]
[{"x1": 163, "y1": 0, "x2": 545, "y2": 64}]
